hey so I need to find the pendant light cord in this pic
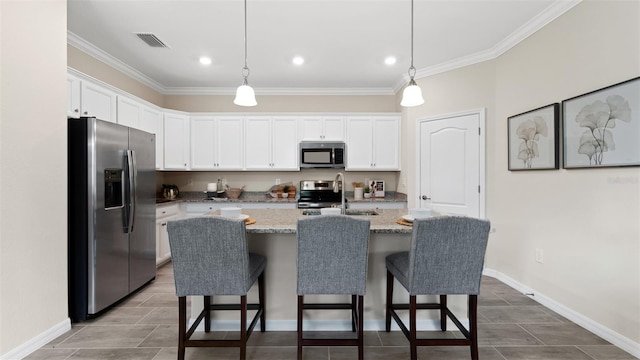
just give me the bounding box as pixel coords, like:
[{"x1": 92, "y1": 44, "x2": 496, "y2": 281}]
[
  {"x1": 408, "y1": 0, "x2": 416, "y2": 79},
  {"x1": 242, "y1": 0, "x2": 250, "y2": 81}
]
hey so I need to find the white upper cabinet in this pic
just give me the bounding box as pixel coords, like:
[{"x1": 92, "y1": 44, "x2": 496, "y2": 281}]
[
  {"x1": 116, "y1": 96, "x2": 141, "y2": 128},
  {"x1": 80, "y1": 81, "x2": 117, "y2": 123},
  {"x1": 139, "y1": 106, "x2": 164, "y2": 169},
  {"x1": 300, "y1": 116, "x2": 345, "y2": 141},
  {"x1": 245, "y1": 117, "x2": 299, "y2": 170},
  {"x1": 67, "y1": 74, "x2": 117, "y2": 123},
  {"x1": 163, "y1": 112, "x2": 190, "y2": 170},
  {"x1": 67, "y1": 74, "x2": 81, "y2": 118},
  {"x1": 190, "y1": 116, "x2": 243, "y2": 170},
  {"x1": 346, "y1": 116, "x2": 400, "y2": 171}
]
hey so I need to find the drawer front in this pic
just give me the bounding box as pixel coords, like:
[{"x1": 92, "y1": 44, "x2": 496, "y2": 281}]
[{"x1": 156, "y1": 204, "x2": 180, "y2": 218}]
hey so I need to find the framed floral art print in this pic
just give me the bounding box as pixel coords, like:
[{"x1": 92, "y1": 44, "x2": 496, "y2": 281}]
[
  {"x1": 508, "y1": 103, "x2": 560, "y2": 171},
  {"x1": 562, "y1": 77, "x2": 640, "y2": 169}
]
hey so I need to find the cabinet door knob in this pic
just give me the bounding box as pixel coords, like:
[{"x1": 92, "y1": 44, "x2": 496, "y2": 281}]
[
  {"x1": 74, "y1": 109, "x2": 79, "y2": 113},
  {"x1": 83, "y1": 111, "x2": 88, "y2": 115}
]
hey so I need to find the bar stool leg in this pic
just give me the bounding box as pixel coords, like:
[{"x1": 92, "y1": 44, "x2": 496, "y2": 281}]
[
  {"x1": 385, "y1": 271, "x2": 394, "y2": 332},
  {"x1": 440, "y1": 294, "x2": 447, "y2": 331},
  {"x1": 259, "y1": 272, "x2": 266, "y2": 332},
  {"x1": 297, "y1": 295, "x2": 303, "y2": 360},
  {"x1": 178, "y1": 296, "x2": 187, "y2": 360},
  {"x1": 470, "y1": 295, "x2": 479, "y2": 360},
  {"x1": 410, "y1": 295, "x2": 417, "y2": 360}
]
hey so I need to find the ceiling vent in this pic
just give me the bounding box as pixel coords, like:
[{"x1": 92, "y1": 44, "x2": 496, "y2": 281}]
[{"x1": 135, "y1": 33, "x2": 168, "y2": 48}]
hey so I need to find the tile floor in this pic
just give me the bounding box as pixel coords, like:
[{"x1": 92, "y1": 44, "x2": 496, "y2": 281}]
[{"x1": 27, "y1": 263, "x2": 636, "y2": 360}]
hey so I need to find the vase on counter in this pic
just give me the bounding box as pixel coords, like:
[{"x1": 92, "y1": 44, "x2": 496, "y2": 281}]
[
  {"x1": 364, "y1": 192, "x2": 371, "y2": 199},
  {"x1": 354, "y1": 187, "x2": 364, "y2": 200}
]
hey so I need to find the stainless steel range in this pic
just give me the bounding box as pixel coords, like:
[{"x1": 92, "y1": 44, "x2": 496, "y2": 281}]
[{"x1": 297, "y1": 180, "x2": 344, "y2": 209}]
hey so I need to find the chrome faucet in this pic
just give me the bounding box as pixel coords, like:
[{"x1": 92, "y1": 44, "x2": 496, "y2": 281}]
[{"x1": 333, "y1": 172, "x2": 346, "y2": 214}]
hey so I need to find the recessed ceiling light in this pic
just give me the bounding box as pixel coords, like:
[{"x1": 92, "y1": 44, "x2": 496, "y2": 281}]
[
  {"x1": 199, "y1": 56, "x2": 212, "y2": 65},
  {"x1": 384, "y1": 57, "x2": 397, "y2": 65},
  {"x1": 292, "y1": 56, "x2": 304, "y2": 65}
]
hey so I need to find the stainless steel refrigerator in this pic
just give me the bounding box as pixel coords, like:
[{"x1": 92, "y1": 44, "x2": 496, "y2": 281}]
[{"x1": 68, "y1": 117, "x2": 156, "y2": 322}]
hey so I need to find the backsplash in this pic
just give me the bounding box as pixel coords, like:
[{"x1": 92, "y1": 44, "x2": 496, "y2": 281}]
[{"x1": 157, "y1": 170, "x2": 400, "y2": 195}]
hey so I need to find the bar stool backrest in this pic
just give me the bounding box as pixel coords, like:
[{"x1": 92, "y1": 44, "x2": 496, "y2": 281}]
[
  {"x1": 168, "y1": 217, "x2": 250, "y2": 296},
  {"x1": 408, "y1": 217, "x2": 490, "y2": 295},
  {"x1": 297, "y1": 216, "x2": 371, "y2": 295}
]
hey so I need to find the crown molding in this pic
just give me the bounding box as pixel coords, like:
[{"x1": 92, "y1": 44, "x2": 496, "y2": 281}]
[
  {"x1": 68, "y1": 31, "x2": 167, "y2": 93},
  {"x1": 69, "y1": 0, "x2": 581, "y2": 96},
  {"x1": 394, "y1": 0, "x2": 582, "y2": 92}
]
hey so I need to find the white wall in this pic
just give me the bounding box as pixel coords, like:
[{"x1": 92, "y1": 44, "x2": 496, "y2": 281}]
[
  {"x1": 403, "y1": 0, "x2": 639, "y2": 346},
  {"x1": 491, "y1": 0, "x2": 639, "y2": 344},
  {"x1": 0, "y1": 0, "x2": 69, "y2": 356}
]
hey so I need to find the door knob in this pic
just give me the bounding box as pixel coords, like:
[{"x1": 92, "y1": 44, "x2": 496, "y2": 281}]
[{"x1": 421, "y1": 195, "x2": 431, "y2": 200}]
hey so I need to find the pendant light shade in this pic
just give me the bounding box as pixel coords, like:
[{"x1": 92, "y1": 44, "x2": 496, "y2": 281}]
[
  {"x1": 400, "y1": 0, "x2": 424, "y2": 107},
  {"x1": 234, "y1": 83, "x2": 257, "y2": 106},
  {"x1": 234, "y1": 0, "x2": 257, "y2": 107},
  {"x1": 400, "y1": 78, "x2": 424, "y2": 107}
]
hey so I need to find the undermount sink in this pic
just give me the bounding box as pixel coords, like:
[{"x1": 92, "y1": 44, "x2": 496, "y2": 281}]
[{"x1": 301, "y1": 209, "x2": 379, "y2": 216}]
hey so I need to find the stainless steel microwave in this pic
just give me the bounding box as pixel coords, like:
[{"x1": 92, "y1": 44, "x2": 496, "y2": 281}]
[{"x1": 299, "y1": 141, "x2": 345, "y2": 168}]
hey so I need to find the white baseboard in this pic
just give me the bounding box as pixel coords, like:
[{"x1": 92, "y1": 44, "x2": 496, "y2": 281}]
[
  {"x1": 1, "y1": 318, "x2": 71, "y2": 360},
  {"x1": 483, "y1": 268, "x2": 640, "y2": 359}
]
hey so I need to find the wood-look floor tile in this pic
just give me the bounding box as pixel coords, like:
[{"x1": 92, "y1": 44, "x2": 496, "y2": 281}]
[
  {"x1": 55, "y1": 325, "x2": 157, "y2": 348},
  {"x1": 521, "y1": 323, "x2": 610, "y2": 346},
  {"x1": 23, "y1": 348, "x2": 78, "y2": 359},
  {"x1": 477, "y1": 324, "x2": 542, "y2": 346},
  {"x1": 496, "y1": 345, "x2": 594, "y2": 359},
  {"x1": 577, "y1": 345, "x2": 638, "y2": 359},
  {"x1": 479, "y1": 305, "x2": 562, "y2": 324},
  {"x1": 417, "y1": 346, "x2": 505, "y2": 360},
  {"x1": 330, "y1": 346, "x2": 409, "y2": 360},
  {"x1": 67, "y1": 347, "x2": 161, "y2": 359}
]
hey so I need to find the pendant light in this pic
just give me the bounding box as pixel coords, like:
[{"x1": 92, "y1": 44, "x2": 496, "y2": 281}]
[
  {"x1": 234, "y1": 0, "x2": 257, "y2": 106},
  {"x1": 400, "y1": 0, "x2": 424, "y2": 107}
]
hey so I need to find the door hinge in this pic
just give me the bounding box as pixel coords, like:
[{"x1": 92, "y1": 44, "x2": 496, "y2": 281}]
[
  {"x1": 478, "y1": 127, "x2": 481, "y2": 135},
  {"x1": 478, "y1": 185, "x2": 481, "y2": 193}
]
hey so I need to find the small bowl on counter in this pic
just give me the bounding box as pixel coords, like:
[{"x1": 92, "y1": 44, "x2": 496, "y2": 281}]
[{"x1": 225, "y1": 186, "x2": 244, "y2": 199}]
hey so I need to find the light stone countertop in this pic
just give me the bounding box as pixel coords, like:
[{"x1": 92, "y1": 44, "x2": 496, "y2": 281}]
[
  {"x1": 205, "y1": 208, "x2": 416, "y2": 234},
  {"x1": 159, "y1": 191, "x2": 408, "y2": 205}
]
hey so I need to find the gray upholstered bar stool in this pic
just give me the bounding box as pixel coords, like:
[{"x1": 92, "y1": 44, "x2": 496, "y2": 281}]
[
  {"x1": 385, "y1": 216, "x2": 490, "y2": 360},
  {"x1": 296, "y1": 216, "x2": 371, "y2": 360},
  {"x1": 167, "y1": 217, "x2": 266, "y2": 360}
]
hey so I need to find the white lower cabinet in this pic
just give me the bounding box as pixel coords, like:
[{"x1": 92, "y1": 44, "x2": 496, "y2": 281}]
[{"x1": 156, "y1": 204, "x2": 181, "y2": 266}]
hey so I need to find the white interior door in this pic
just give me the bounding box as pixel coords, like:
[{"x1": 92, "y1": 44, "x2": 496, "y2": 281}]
[{"x1": 417, "y1": 110, "x2": 485, "y2": 218}]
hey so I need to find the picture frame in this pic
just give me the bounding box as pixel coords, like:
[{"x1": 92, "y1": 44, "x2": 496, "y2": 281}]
[
  {"x1": 507, "y1": 103, "x2": 560, "y2": 170},
  {"x1": 369, "y1": 180, "x2": 385, "y2": 197},
  {"x1": 562, "y1": 77, "x2": 640, "y2": 169}
]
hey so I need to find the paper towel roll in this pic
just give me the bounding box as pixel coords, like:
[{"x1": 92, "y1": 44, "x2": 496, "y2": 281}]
[{"x1": 207, "y1": 183, "x2": 217, "y2": 192}]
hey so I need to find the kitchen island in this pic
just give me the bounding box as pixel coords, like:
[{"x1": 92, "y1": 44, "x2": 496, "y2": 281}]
[{"x1": 184, "y1": 208, "x2": 468, "y2": 332}]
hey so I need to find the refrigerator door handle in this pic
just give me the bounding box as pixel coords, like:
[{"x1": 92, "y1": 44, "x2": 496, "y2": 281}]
[{"x1": 124, "y1": 150, "x2": 137, "y2": 233}]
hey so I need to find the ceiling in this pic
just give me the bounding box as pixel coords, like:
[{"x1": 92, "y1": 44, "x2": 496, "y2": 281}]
[{"x1": 67, "y1": 0, "x2": 579, "y2": 95}]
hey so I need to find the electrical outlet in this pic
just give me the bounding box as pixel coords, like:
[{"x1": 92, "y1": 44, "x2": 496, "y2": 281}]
[
  {"x1": 275, "y1": 178, "x2": 281, "y2": 185},
  {"x1": 535, "y1": 248, "x2": 544, "y2": 263}
]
